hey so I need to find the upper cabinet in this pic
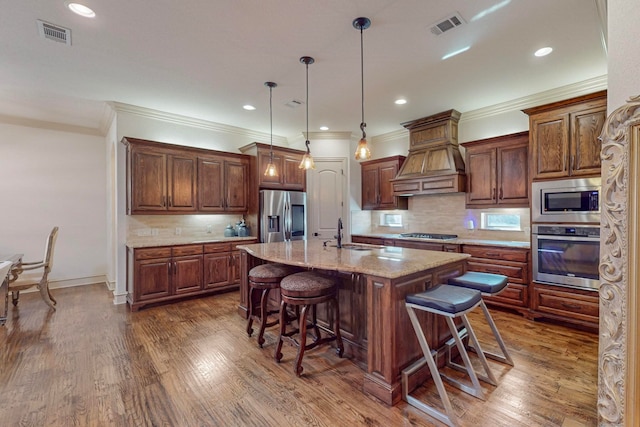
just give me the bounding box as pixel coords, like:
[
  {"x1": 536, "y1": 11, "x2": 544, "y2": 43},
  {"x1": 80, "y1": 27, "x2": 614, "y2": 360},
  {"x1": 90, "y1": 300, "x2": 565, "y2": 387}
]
[
  {"x1": 361, "y1": 156, "x2": 408, "y2": 210},
  {"x1": 197, "y1": 156, "x2": 249, "y2": 213},
  {"x1": 523, "y1": 91, "x2": 606, "y2": 180},
  {"x1": 464, "y1": 131, "x2": 529, "y2": 208},
  {"x1": 123, "y1": 137, "x2": 249, "y2": 215},
  {"x1": 240, "y1": 142, "x2": 307, "y2": 191}
]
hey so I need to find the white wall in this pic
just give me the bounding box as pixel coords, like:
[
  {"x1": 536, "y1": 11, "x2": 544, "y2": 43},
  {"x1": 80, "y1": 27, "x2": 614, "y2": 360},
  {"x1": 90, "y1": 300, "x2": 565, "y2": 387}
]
[
  {"x1": 608, "y1": 0, "x2": 640, "y2": 110},
  {"x1": 0, "y1": 123, "x2": 107, "y2": 285}
]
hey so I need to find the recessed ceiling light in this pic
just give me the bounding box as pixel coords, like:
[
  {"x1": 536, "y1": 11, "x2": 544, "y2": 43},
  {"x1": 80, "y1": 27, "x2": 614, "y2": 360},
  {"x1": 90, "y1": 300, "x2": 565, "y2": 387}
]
[
  {"x1": 320, "y1": 126, "x2": 329, "y2": 131},
  {"x1": 534, "y1": 47, "x2": 553, "y2": 57},
  {"x1": 243, "y1": 105, "x2": 256, "y2": 111},
  {"x1": 66, "y1": 2, "x2": 96, "y2": 18},
  {"x1": 395, "y1": 99, "x2": 407, "y2": 105}
]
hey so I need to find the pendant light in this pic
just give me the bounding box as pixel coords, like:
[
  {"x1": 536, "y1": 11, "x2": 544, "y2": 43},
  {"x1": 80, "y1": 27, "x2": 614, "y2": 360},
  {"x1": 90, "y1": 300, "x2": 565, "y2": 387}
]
[
  {"x1": 299, "y1": 56, "x2": 315, "y2": 170},
  {"x1": 353, "y1": 17, "x2": 372, "y2": 161},
  {"x1": 264, "y1": 81, "x2": 278, "y2": 177}
]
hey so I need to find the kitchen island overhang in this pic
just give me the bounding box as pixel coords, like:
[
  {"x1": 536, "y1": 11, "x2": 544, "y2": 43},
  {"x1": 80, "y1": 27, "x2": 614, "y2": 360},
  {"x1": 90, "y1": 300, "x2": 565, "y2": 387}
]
[{"x1": 237, "y1": 240, "x2": 470, "y2": 405}]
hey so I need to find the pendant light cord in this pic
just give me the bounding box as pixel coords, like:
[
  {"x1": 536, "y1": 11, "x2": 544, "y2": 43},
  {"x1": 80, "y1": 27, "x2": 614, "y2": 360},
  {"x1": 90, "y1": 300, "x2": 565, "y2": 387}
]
[
  {"x1": 360, "y1": 25, "x2": 366, "y2": 139},
  {"x1": 269, "y1": 84, "x2": 274, "y2": 161},
  {"x1": 305, "y1": 60, "x2": 310, "y2": 153}
]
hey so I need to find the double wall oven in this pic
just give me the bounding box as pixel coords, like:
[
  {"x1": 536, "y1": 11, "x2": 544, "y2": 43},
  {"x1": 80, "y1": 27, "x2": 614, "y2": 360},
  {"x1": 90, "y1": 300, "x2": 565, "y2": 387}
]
[{"x1": 531, "y1": 177, "x2": 601, "y2": 291}]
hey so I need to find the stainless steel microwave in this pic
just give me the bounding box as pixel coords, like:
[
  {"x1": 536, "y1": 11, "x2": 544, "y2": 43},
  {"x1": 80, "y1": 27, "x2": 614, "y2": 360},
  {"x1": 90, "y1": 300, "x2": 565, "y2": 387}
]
[{"x1": 532, "y1": 177, "x2": 601, "y2": 223}]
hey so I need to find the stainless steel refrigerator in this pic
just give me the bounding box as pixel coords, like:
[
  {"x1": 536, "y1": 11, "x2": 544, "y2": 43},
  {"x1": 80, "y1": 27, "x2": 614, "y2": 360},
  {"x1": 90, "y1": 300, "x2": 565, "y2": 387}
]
[{"x1": 259, "y1": 190, "x2": 307, "y2": 243}]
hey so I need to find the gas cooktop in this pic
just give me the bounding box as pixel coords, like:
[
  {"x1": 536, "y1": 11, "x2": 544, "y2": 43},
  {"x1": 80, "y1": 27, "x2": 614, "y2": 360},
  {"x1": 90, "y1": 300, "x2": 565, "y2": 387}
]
[{"x1": 400, "y1": 232, "x2": 458, "y2": 240}]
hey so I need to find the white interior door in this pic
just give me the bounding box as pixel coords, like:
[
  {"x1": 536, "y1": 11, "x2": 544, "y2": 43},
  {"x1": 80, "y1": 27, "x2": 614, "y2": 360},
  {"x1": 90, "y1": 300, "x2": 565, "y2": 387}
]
[{"x1": 307, "y1": 158, "x2": 347, "y2": 240}]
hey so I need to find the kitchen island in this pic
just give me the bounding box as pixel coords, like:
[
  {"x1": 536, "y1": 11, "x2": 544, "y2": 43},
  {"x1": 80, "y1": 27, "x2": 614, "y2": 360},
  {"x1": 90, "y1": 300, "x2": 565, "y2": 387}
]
[{"x1": 237, "y1": 239, "x2": 470, "y2": 405}]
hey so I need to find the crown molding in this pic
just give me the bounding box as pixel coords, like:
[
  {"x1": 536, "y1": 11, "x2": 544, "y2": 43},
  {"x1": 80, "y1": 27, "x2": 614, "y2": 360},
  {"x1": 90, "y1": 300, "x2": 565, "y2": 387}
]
[
  {"x1": 460, "y1": 75, "x2": 608, "y2": 122},
  {"x1": 372, "y1": 128, "x2": 409, "y2": 144},
  {"x1": 109, "y1": 101, "x2": 288, "y2": 145}
]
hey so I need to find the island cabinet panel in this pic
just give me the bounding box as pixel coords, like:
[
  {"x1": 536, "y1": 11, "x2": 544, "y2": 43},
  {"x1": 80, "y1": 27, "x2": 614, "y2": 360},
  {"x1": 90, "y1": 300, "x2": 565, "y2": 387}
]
[
  {"x1": 361, "y1": 156, "x2": 408, "y2": 210},
  {"x1": 461, "y1": 245, "x2": 530, "y2": 311},
  {"x1": 524, "y1": 90, "x2": 606, "y2": 180},
  {"x1": 464, "y1": 131, "x2": 529, "y2": 208}
]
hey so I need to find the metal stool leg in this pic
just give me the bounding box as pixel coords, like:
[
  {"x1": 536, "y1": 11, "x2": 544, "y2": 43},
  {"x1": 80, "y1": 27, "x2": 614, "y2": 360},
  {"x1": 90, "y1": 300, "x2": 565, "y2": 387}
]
[
  {"x1": 477, "y1": 300, "x2": 514, "y2": 366},
  {"x1": 404, "y1": 304, "x2": 457, "y2": 427}
]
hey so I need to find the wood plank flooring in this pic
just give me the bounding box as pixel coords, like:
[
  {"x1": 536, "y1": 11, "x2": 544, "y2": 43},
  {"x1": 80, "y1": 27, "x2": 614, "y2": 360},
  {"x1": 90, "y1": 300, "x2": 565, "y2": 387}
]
[{"x1": 0, "y1": 284, "x2": 598, "y2": 426}]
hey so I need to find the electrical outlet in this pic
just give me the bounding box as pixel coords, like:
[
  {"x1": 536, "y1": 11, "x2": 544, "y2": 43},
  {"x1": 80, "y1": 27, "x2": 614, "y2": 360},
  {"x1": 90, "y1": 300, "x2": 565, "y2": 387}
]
[
  {"x1": 137, "y1": 228, "x2": 152, "y2": 237},
  {"x1": 175, "y1": 227, "x2": 182, "y2": 235},
  {"x1": 206, "y1": 224, "x2": 213, "y2": 234},
  {"x1": 151, "y1": 228, "x2": 159, "y2": 236}
]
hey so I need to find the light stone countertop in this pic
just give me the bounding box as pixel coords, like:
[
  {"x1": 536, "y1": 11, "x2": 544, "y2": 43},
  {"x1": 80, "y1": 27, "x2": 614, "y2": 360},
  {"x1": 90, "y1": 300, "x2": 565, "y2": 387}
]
[
  {"x1": 352, "y1": 233, "x2": 530, "y2": 249},
  {"x1": 238, "y1": 240, "x2": 470, "y2": 280},
  {"x1": 126, "y1": 236, "x2": 257, "y2": 249}
]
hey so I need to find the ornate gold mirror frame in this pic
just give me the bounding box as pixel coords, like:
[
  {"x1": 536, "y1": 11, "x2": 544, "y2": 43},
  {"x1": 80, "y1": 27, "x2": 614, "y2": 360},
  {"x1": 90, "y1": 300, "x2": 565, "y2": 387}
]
[{"x1": 599, "y1": 94, "x2": 640, "y2": 426}]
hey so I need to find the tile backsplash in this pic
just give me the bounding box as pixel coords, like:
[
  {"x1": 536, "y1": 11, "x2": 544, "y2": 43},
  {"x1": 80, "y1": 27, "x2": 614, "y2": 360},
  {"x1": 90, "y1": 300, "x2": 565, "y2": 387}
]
[
  {"x1": 352, "y1": 193, "x2": 530, "y2": 242},
  {"x1": 127, "y1": 214, "x2": 258, "y2": 242}
]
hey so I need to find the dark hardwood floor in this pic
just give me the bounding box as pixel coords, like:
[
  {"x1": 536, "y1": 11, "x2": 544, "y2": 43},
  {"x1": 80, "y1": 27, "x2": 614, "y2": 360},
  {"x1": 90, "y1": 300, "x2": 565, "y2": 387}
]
[{"x1": 0, "y1": 284, "x2": 598, "y2": 426}]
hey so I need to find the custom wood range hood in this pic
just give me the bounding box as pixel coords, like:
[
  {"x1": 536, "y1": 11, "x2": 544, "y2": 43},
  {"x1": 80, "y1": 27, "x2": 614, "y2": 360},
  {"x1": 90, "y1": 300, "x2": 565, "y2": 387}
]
[{"x1": 390, "y1": 109, "x2": 466, "y2": 196}]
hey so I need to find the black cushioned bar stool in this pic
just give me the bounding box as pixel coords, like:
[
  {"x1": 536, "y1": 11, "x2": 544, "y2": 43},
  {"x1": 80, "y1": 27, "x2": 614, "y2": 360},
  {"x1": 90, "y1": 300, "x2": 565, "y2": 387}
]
[
  {"x1": 246, "y1": 263, "x2": 300, "y2": 347},
  {"x1": 447, "y1": 271, "x2": 514, "y2": 366},
  {"x1": 275, "y1": 271, "x2": 344, "y2": 376},
  {"x1": 402, "y1": 284, "x2": 496, "y2": 427}
]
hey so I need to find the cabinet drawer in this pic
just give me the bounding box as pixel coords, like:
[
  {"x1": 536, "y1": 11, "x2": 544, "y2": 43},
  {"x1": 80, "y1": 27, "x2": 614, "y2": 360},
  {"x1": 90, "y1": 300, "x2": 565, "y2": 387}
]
[
  {"x1": 352, "y1": 236, "x2": 384, "y2": 245},
  {"x1": 463, "y1": 245, "x2": 528, "y2": 262},
  {"x1": 484, "y1": 283, "x2": 528, "y2": 307},
  {"x1": 466, "y1": 260, "x2": 527, "y2": 282},
  {"x1": 204, "y1": 243, "x2": 232, "y2": 253},
  {"x1": 395, "y1": 240, "x2": 444, "y2": 251},
  {"x1": 135, "y1": 247, "x2": 171, "y2": 260},
  {"x1": 532, "y1": 285, "x2": 599, "y2": 321},
  {"x1": 173, "y1": 245, "x2": 203, "y2": 256}
]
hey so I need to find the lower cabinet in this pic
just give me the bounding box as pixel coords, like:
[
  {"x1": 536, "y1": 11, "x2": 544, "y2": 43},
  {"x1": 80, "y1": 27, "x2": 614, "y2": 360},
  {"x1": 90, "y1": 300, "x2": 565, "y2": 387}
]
[
  {"x1": 127, "y1": 239, "x2": 256, "y2": 311},
  {"x1": 460, "y1": 245, "x2": 530, "y2": 313},
  {"x1": 531, "y1": 282, "x2": 599, "y2": 330}
]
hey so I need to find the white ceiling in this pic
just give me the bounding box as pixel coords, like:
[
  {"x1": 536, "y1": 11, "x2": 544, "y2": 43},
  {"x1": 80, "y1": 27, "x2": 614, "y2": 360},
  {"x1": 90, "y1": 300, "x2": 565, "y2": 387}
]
[{"x1": 0, "y1": 0, "x2": 607, "y2": 141}]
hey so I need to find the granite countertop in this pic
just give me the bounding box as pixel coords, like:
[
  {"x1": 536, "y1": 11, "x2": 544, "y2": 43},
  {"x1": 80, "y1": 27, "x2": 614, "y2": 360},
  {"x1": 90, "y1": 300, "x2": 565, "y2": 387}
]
[
  {"x1": 238, "y1": 240, "x2": 470, "y2": 279},
  {"x1": 126, "y1": 236, "x2": 257, "y2": 249},
  {"x1": 352, "y1": 233, "x2": 530, "y2": 249}
]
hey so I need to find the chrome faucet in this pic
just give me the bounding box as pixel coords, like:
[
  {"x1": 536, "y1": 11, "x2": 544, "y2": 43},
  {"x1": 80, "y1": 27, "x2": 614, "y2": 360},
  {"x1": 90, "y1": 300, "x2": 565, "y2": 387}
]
[{"x1": 335, "y1": 217, "x2": 343, "y2": 248}]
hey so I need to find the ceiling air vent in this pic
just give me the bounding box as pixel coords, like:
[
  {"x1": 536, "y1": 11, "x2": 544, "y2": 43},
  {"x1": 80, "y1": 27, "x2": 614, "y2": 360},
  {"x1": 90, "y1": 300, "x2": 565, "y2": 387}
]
[
  {"x1": 429, "y1": 12, "x2": 465, "y2": 36},
  {"x1": 37, "y1": 19, "x2": 71, "y2": 45}
]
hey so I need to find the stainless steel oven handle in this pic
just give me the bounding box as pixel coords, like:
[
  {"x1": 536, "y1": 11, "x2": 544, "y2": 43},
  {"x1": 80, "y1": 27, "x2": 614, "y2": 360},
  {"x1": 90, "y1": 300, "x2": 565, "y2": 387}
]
[{"x1": 533, "y1": 234, "x2": 600, "y2": 242}]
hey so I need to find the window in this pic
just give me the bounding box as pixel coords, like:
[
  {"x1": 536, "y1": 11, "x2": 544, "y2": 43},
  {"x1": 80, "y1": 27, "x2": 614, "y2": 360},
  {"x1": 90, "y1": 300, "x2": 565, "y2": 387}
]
[
  {"x1": 380, "y1": 213, "x2": 403, "y2": 227},
  {"x1": 480, "y1": 212, "x2": 521, "y2": 231}
]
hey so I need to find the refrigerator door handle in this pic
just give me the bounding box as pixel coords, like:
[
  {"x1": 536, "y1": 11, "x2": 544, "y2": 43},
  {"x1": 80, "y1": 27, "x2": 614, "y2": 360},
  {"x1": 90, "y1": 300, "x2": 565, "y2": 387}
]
[{"x1": 284, "y1": 192, "x2": 291, "y2": 241}]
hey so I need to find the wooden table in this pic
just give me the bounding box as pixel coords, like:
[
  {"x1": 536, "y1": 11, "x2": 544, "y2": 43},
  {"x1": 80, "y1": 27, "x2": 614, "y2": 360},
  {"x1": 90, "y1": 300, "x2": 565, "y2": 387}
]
[
  {"x1": 237, "y1": 240, "x2": 470, "y2": 405},
  {"x1": 1, "y1": 254, "x2": 23, "y2": 325}
]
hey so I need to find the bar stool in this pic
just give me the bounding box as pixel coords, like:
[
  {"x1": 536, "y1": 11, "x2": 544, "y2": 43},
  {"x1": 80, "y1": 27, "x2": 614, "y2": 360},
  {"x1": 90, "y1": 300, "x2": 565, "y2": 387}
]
[
  {"x1": 274, "y1": 271, "x2": 344, "y2": 376},
  {"x1": 246, "y1": 263, "x2": 300, "y2": 348},
  {"x1": 402, "y1": 284, "x2": 496, "y2": 427},
  {"x1": 448, "y1": 272, "x2": 514, "y2": 366}
]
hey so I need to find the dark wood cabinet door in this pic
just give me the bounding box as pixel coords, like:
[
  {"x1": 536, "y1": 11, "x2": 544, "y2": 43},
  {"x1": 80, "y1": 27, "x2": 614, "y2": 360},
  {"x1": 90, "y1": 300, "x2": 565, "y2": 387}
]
[
  {"x1": 361, "y1": 165, "x2": 380, "y2": 210},
  {"x1": 197, "y1": 157, "x2": 224, "y2": 212},
  {"x1": 167, "y1": 154, "x2": 197, "y2": 211},
  {"x1": 570, "y1": 106, "x2": 606, "y2": 176},
  {"x1": 225, "y1": 160, "x2": 249, "y2": 212},
  {"x1": 282, "y1": 155, "x2": 306, "y2": 190},
  {"x1": 135, "y1": 258, "x2": 171, "y2": 301},
  {"x1": 132, "y1": 150, "x2": 167, "y2": 211},
  {"x1": 466, "y1": 148, "x2": 496, "y2": 206},
  {"x1": 531, "y1": 114, "x2": 570, "y2": 179},
  {"x1": 497, "y1": 143, "x2": 529, "y2": 205},
  {"x1": 378, "y1": 162, "x2": 400, "y2": 209},
  {"x1": 203, "y1": 253, "x2": 231, "y2": 289},
  {"x1": 173, "y1": 255, "x2": 203, "y2": 294}
]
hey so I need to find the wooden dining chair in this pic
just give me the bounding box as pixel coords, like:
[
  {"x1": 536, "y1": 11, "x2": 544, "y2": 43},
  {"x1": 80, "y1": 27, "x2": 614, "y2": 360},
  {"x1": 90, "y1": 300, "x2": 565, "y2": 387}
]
[{"x1": 9, "y1": 226, "x2": 59, "y2": 310}]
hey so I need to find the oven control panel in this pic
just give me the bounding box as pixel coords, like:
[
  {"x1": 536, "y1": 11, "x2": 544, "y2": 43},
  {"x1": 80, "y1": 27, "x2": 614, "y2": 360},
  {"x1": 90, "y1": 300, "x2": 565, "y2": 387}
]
[{"x1": 533, "y1": 225, "x2": 600, "y2": 238}]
